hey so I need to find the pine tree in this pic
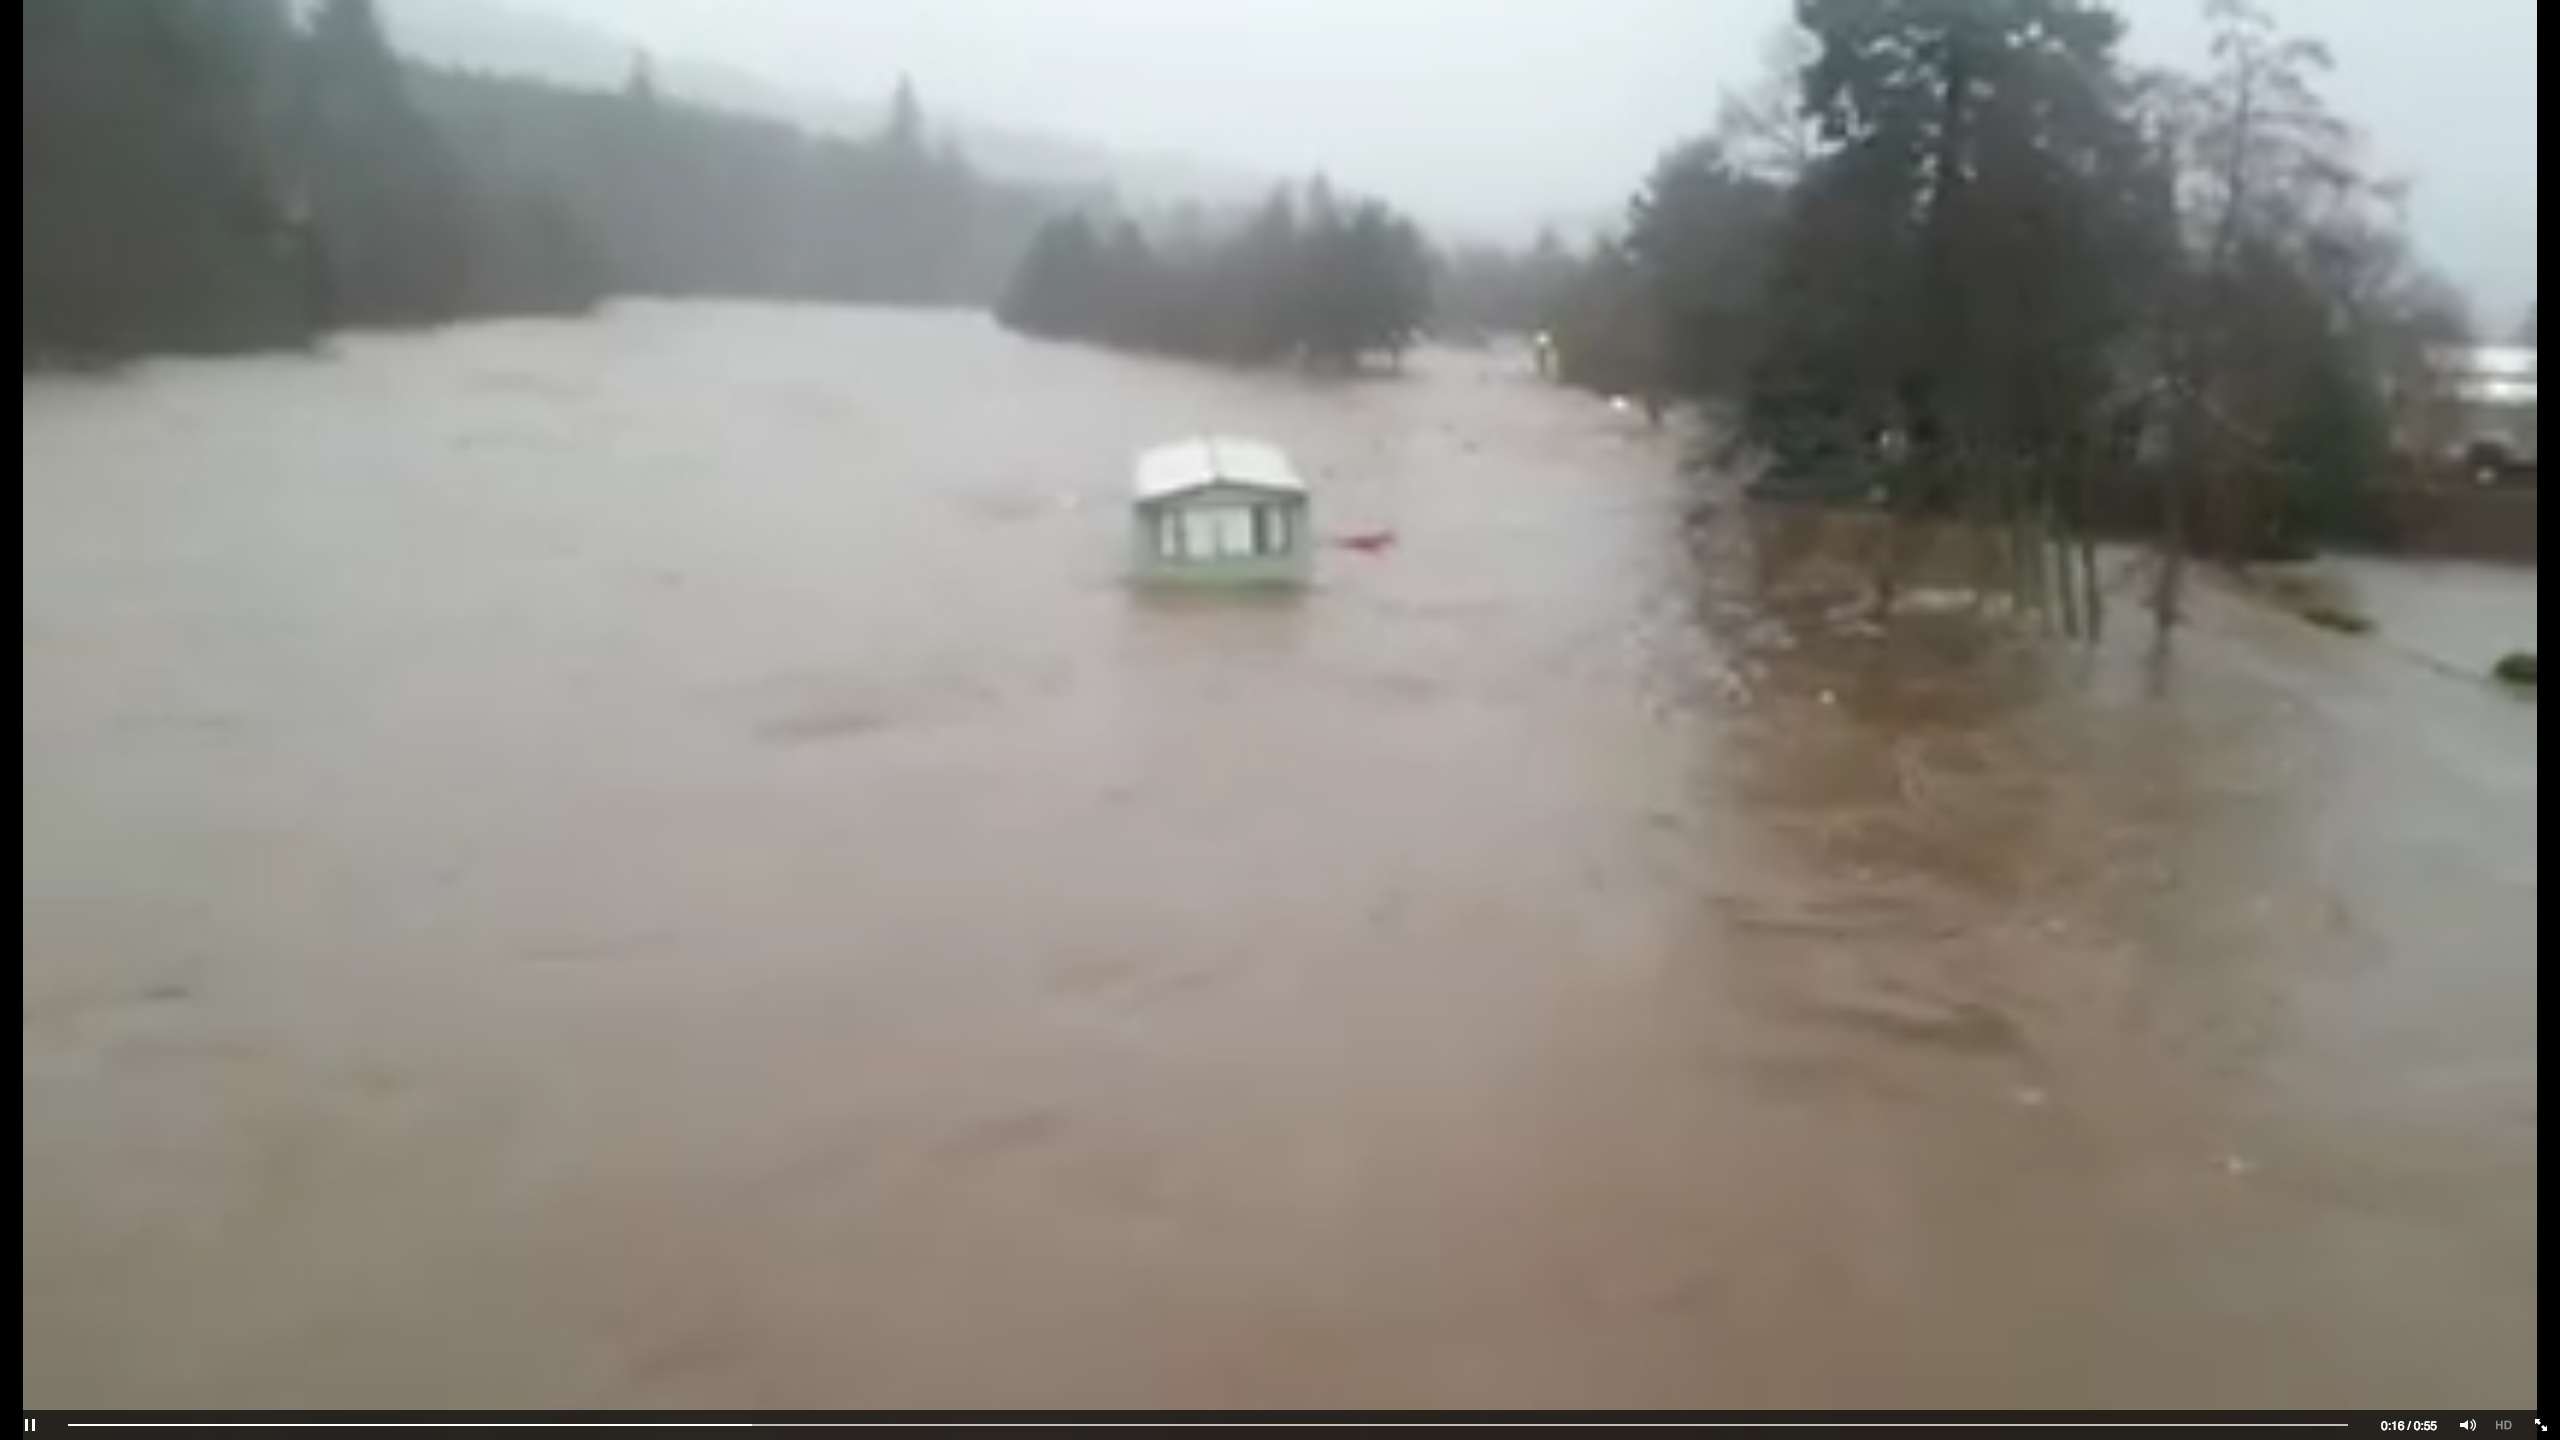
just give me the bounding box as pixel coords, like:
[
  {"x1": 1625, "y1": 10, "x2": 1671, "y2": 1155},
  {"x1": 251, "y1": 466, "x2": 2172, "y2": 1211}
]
[
  {"x1": 23, "y1": 0, "x2": 309, "y2": 357},
  {"x1": 296, "y1": 0, "x2": 473, "y2": 324}
]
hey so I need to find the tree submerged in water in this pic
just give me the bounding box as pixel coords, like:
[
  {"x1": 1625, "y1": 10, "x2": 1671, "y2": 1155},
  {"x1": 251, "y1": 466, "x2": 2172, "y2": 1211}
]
[
  {"x1": 998, "y1": 181, "x2": 1434, "y2": 371},
  {"x1": 1536, "y1": 0, "x2": 2469, "y2": 643}
]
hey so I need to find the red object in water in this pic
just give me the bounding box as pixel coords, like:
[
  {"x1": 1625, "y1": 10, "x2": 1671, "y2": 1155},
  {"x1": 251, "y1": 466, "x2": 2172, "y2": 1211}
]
[{"x1": 1336, "y1": 530, "x2": 1398, "y2": 555}]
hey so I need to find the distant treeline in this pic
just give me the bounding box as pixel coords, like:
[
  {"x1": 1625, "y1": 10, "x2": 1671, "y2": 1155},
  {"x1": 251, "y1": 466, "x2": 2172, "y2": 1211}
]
[
  {"x1": 998, "y1": 183, "x2": 1433, "y2": 369},
  {"x1": 23, "y1": 0, "x2": 1061, "y2": 362},
  {"x1": 1431, "y1": 235, "x2": 1588, "y2": 343}
]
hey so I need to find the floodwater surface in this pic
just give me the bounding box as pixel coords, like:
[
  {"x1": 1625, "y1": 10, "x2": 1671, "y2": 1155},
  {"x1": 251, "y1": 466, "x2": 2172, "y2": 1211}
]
[{"x1": 22, "y1": 308, "x2": 2538, "y2": 1410}]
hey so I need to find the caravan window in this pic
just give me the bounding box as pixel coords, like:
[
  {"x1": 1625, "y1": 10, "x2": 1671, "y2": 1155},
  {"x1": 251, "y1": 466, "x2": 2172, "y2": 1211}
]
[
  {"x1": 1179, "y1": 508, "x2": 1219, "y2": 559},
  {"x1": 1174, "y1": 506, "x2": 1258, "y2": 559},
  {"x1": 1160, "y1": 501, "x2": 1294, "y2": 561},
  {"x1": 1216, "y1": 507, "x2": 1255, "y2": 557}
]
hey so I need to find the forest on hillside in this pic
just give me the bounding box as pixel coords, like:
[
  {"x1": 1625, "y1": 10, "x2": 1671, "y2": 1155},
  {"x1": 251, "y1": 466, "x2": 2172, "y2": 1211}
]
[
  {"x1": 23, "y1": 0, "x2": 1062, "y2": 361},
  {"x1": 998, "y1": 183, "x2": 1435, "y2": 370},
  {"x1": 1441, "y1": 0, "x2": 2499, "y2": 609}
]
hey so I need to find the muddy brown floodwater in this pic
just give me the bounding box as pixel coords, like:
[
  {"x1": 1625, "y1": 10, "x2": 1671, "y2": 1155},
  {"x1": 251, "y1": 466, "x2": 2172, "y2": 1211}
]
[{"x1": 22, "y1": 307, "x2": 2538, "y2": 1411}]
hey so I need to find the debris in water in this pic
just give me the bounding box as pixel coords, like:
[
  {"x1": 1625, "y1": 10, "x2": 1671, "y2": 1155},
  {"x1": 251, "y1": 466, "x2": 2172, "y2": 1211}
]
[
  {"x1": 2013, "y1": 1085, "x2": 2050, "y2": 1109},
  {"x1": 2223, "y1": 1154, "x2": 2255, "y2": 1178},
  {"x1": 1819, "y1": 689, "x2": 1839, "y2": 707},
  {"x1": 2299, "y1": 605, "x2": 2375, "y2": 636}
]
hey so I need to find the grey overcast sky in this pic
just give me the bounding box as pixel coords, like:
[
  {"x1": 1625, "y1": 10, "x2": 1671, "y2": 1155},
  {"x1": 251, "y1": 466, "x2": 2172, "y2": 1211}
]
[{"x1": 513, "y1": 0, "x2": 2538, "y2": 319}]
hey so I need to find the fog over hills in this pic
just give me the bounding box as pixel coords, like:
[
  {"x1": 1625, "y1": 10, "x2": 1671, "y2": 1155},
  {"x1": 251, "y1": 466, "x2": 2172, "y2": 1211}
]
[{"x1": 382, "y1": 0, "x2": 1275, "y2": 211}]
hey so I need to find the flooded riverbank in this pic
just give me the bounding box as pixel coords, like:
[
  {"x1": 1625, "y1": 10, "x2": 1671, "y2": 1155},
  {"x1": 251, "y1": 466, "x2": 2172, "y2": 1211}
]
[{"x1": 23, "y1": 306, "x2": 2537, "y2": 1410}]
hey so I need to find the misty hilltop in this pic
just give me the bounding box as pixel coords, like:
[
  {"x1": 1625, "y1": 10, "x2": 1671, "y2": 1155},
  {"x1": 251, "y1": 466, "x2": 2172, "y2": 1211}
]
[{"x1": 381, "y1": 0, "x2": 1272, "y2": 209}]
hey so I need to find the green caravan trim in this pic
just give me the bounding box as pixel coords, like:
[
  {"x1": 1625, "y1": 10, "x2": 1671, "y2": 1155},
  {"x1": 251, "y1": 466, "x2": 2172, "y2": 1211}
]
[{"x1": 1130, "y1": 482, "x2": 1314, "y2": 587}]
